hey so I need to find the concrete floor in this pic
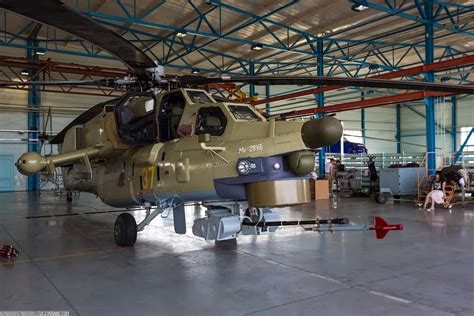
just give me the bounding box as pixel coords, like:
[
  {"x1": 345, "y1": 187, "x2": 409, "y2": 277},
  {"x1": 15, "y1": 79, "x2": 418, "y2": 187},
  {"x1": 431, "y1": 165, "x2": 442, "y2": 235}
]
[{"x1": 0, "y1": 191, "x2": 473, "y2": 316}]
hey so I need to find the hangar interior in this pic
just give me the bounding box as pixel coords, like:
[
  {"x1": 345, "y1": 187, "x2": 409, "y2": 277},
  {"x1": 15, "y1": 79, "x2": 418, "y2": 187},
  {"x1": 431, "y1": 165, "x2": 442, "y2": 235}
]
[{"x1": 0, "y1": 1, "x2": 473, "y2": 315}]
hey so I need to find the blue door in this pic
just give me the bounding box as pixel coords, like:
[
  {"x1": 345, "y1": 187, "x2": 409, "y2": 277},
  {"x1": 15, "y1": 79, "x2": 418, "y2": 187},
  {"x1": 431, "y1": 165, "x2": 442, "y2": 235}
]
[{"x1": 0, "y1": 155, "x2": 14, "y2": 191}]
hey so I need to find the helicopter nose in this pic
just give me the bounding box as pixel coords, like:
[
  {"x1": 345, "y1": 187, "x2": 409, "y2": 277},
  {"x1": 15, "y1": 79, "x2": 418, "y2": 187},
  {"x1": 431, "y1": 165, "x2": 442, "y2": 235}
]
[{"x1": 301, "y1": 116, "x2": 343, "y2": 149}]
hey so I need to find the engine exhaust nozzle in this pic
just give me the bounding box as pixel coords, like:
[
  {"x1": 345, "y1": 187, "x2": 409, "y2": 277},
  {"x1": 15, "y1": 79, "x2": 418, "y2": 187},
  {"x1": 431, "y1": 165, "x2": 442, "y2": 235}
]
[{"x1": 301, "y1": 116, "x2": 343, "y2": 149}]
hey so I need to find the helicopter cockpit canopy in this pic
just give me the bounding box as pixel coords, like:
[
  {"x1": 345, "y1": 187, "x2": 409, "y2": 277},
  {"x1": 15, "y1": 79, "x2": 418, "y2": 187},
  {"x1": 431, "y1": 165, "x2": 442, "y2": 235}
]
[
  {"x1": 158, "y1": 90, "x2": 186, "y2": 142},
  {"x1": 114, "y1": 88, "x2": 265, "y2": 145},
  {"x1": 115, "y1": 89, "x2": 217, "y2": 145},
  {"x1": 227, "y1": 104, "x2": 263, "y2": 122},
  {"x1": 195, "y1": 107, "x2": 227, "y2": 136},
  {"x1": 185, "y1": 89, "x2": 214, "y2": 104},
  {"x1": 115, "y1": 92, "x2": 157, "y2": 145}
]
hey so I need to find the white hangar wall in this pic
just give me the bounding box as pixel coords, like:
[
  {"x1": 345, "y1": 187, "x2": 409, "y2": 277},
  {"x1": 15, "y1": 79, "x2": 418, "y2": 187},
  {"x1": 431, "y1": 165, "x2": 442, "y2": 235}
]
[
  {"x1": 400, "y1": 95, "x2": 474, "y2": 154},
  {"x1": 0, "y1": 88, "x2": 112, "y2": 191},
  {"x1": 252, "y1": 85, "x2": 398, "y2": 153}
]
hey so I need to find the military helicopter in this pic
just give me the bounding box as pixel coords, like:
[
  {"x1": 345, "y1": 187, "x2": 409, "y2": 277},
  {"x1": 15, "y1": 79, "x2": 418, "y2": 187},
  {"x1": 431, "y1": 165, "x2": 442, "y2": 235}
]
[{"x1": 3, "y1": 1, "x2": 472, "y2": 246}]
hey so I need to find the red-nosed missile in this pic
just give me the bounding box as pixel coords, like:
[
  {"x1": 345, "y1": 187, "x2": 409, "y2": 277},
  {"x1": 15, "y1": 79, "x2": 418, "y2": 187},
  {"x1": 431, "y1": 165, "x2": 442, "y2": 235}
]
[{"x1": 369, "y1": 216, "x2": 404, "y2": 239}]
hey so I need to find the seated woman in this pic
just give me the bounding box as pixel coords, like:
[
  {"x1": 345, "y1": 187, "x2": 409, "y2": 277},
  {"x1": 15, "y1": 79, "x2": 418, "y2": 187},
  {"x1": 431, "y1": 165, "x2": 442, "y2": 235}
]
[
  {"x1": 424, "y1": 172, "x2": 445, "y2": 212},
  {"x1": 458, "y1": 168, "x2": 469, "y2": 191}
]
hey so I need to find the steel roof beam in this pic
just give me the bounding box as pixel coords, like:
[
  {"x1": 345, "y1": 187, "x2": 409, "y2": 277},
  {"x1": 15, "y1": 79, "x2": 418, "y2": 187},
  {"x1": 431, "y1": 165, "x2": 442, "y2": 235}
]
[
  {"x1": 280, "y1": 84, "x2": 474, "y2": 118},
  {"x1": 232, "y1": 7, "x2": 470, "y2": 75},
  {"x1": 92, "y1": 19, "x2": 250, "y2": 74},
  {"x1": 168, "y1": 1, "x2": 291, "y2": 64},
  {"x1": 252, "y1": 54, "x2": 474, "y2": 105},
  {"x1": 350, "y1": 0, "x2": 474, "y2": 36},
  {"x1": 165, "y1": 0, "x2": 300, "y2": 65},
  {"x1": 80, "y1": 2, "x2": 407, "y2": 73}
]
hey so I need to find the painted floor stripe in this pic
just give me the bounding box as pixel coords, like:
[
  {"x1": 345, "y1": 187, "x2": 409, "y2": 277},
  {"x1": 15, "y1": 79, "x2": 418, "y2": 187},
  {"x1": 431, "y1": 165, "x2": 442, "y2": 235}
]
[
  {"x1": 308, "y1": 273, "x2": 342, "y2": 284},
  {"x1": 233, "y1": 250, "x2": 342, "y2": 284},
  {"x1": 369, "y1": 290, "x2": 411, "y2": 304}
]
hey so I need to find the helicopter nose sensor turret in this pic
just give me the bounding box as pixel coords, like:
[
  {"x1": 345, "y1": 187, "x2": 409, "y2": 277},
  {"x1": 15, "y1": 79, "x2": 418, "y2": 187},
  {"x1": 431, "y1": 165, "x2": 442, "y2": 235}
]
[
  {"x1": 15, "y1": 152, "x2": 47, "y2": 176},
  {"x1": 301, "y1": 116, "x2": 343, "y2": 149}
]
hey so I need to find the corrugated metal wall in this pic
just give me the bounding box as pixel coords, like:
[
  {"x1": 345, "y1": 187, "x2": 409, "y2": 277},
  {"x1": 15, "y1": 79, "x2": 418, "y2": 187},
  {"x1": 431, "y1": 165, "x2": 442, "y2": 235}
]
[
  {"x1": 0, "y1": 88, "x2": 111, "y2": 191},
  {"x1": 400, "y1": 95, "x2": 474, "y2": 154}
]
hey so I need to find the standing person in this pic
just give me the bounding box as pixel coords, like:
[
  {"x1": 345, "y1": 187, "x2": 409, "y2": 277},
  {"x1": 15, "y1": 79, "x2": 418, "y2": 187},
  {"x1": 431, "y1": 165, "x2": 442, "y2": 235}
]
[
  {"x1": 335, "y1": 160, "x2": 344, "y2": 171},
  {"x1": 326, "y1": 158, "x2": 335, "y2": 193},
  {"x1": 367, "y1": 156, "x2": 378, "y2": 195},
  {"x1": 458, "y1": 168, "x2": 468, "y2": 189},
  {"x1": 334, "y1": 160, "x2": 343, "y2": 192},
  {"x1": 424, "y1": 172, "x2": 445, "y2": 212},
  {"x1": 325, "y1": 158, "x2": 334, "y2": 174}
]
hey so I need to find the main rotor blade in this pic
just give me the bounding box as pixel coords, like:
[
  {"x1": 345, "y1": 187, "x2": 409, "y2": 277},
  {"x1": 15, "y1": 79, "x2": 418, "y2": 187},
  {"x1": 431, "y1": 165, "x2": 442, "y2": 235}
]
[
  {"x1": 0, "y1": 0, "x2": 156, "y2": 79},
  {"x1": 180, "y1": 75, "x2": 474, "y2": 94},
  {"x1": 0, "y1": 79, "x2": 116, "y2": 87}
]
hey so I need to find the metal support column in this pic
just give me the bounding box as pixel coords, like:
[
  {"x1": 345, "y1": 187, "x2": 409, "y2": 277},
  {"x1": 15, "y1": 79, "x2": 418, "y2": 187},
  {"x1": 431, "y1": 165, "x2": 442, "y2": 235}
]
[
  {"x1": 316, "y1": 38, "x2": 325, "y2": 176},
  {"x1": 249, "y1": 61, "x2": 255, "y2": 97},
  {"x1": 361, "y1": 91, "x2": 366, "y2": 145},
  {"x1": 396, "y1": 104, "x2": 401, "y2": 153},
  {"x1": 451, "y1": 96, "x2": 457, "y2": 153},
  {"x1": 265, "y1": 85, "x2": 270, "y2": 115},
  {"x1": 27, "y1": 38, "x2": 41, "y2": 191},
  {"x1": 424, "y1": 0, "x2": 436, "y2": 175}
]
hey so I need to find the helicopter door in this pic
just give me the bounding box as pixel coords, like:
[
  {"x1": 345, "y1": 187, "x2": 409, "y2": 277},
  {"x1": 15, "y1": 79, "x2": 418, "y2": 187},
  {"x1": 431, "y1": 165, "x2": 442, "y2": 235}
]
[
  {"x1": 158, "y1": 91, "x2": 186, "y2": 142},
  {"x1": 115, "y1": 92, "x2": 157, "y2": 145}
]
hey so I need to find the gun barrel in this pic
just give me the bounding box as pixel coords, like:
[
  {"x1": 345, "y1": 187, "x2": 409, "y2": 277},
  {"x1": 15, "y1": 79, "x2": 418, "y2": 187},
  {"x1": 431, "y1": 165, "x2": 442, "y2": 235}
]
[{"x1": 15, "y1": 147, "x2": 100, "y2": 176}]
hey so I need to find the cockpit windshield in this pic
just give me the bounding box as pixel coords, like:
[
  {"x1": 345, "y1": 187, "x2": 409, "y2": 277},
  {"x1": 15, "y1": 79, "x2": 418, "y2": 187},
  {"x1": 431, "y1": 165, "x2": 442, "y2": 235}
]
[
  {"x1": 186, "y1": 90, "x2": 214, "y2": 104},
  {"x1": 228, "y1": 104, "x2": 262, "y2": 122},
  {"x1": 115, "y1": 93, "x2": 157, "y2": 145},
  {"x1": 120, "y1": 95, "x2": 154, "y2": 123}
]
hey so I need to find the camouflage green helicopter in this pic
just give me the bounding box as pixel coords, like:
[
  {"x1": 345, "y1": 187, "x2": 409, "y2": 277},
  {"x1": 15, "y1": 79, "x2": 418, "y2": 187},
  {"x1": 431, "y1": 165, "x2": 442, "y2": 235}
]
[{"x1": 4, "y1": 1, "x2": 472, "y2": 246}]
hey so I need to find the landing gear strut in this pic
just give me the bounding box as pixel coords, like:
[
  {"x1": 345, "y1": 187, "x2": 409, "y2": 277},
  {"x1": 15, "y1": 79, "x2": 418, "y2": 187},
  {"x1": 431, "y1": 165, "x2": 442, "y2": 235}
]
[{"x1": 114, "y1": 213, "x2": 137, "y2": 246}]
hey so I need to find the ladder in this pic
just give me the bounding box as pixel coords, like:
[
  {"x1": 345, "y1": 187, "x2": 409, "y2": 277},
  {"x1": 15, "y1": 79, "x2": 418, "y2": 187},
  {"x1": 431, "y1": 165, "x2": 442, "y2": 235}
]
[{"x1": 443, "y1": 181, "x2": 457, "y2": 209}]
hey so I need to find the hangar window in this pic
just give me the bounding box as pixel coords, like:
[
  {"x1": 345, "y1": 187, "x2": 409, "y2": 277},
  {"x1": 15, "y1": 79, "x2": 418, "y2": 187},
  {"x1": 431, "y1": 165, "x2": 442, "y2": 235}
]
[
  {"x1": 195, "y1": 107, "x2": 227, "y2": 136},
  {"x1": 460, "y1": 127, "x2": 474, "y2": 151},
  {"x1": 344, "y1": 129, "x2": 363, "y2": 144}
]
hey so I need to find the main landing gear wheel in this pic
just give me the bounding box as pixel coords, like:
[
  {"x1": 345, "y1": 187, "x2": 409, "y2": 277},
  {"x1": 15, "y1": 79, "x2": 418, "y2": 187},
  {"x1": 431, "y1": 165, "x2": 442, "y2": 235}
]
[
  {"x1": 114, "y1": 213, "x2": 137, "y2": 247},
  {"x1": 375, "y1": 193, "x2": 388, "y2": 204}
]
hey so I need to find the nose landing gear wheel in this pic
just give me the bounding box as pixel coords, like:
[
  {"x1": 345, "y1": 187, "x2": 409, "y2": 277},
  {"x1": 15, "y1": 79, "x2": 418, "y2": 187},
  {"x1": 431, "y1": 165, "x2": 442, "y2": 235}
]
[{"x1": 114, "y1": 213, "x2": 137, "y2": 246}]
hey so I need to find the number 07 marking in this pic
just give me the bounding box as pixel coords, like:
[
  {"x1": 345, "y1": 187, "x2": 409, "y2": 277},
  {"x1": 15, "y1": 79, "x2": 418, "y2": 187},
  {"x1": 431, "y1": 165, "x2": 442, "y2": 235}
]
[{"x1": 141, "y1": 166, "x2": 155, "y2": 190}]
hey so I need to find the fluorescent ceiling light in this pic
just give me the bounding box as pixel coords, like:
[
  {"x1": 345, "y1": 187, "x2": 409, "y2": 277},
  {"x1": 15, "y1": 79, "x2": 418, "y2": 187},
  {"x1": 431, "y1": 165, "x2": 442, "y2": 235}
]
[
  {"x1": 251, "y1": 43, "x2": 263, "y2": 51},
  {"x1": 176, "y1": 31, "x2": 187, "y2": 38},
  {"x1": 351, "y1": 3, "x2": 368, "y2": 12}
]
